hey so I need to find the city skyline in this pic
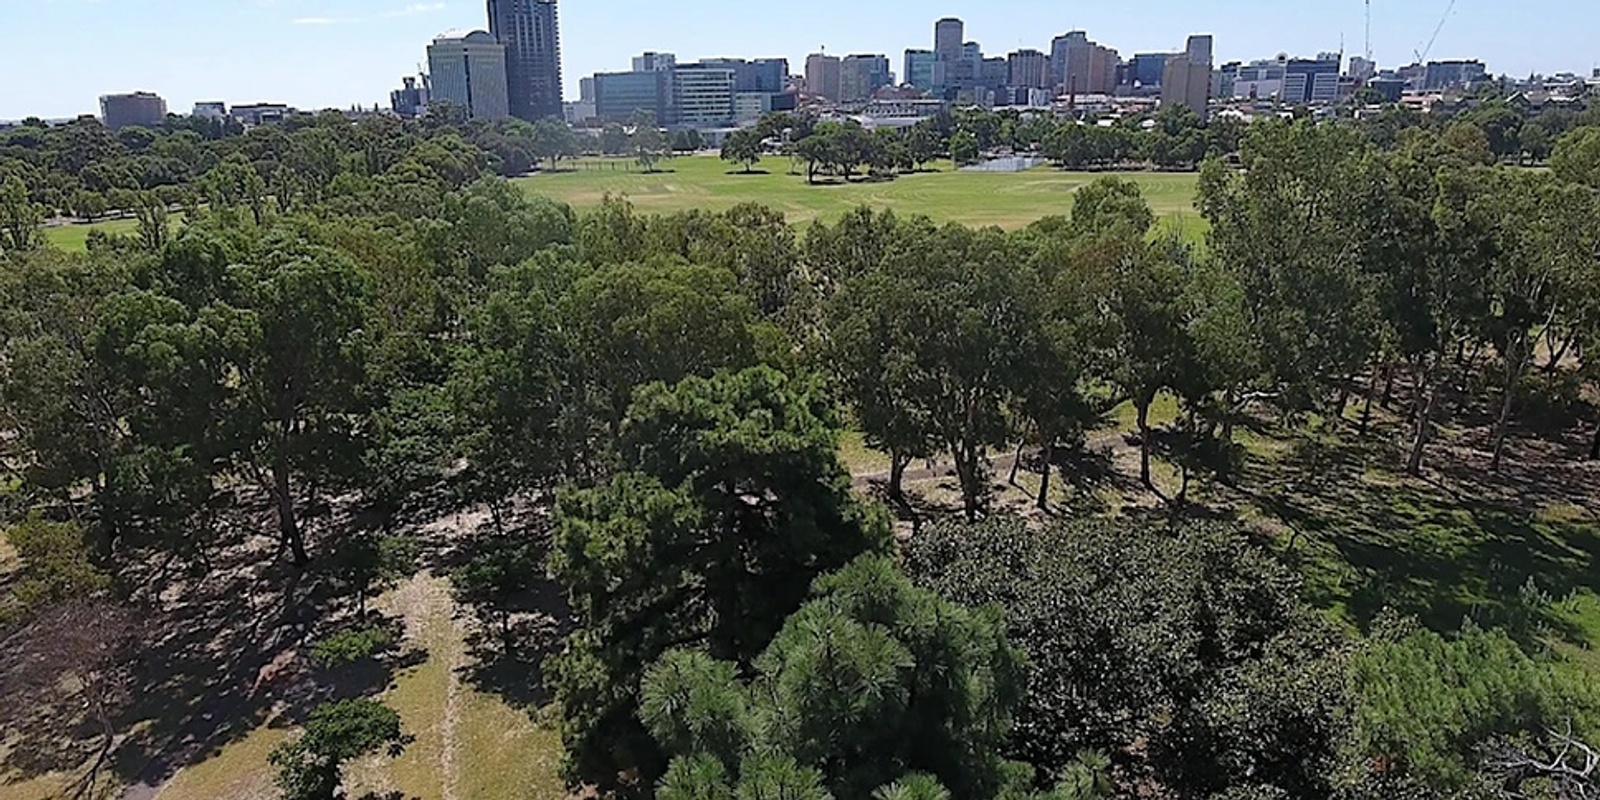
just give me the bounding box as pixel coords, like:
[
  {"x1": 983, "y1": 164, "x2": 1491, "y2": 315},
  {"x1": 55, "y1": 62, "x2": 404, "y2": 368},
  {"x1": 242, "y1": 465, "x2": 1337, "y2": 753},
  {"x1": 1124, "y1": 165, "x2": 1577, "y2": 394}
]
[{"x1": 3, "y1": 0, "x2": 1598, "y2": 119}]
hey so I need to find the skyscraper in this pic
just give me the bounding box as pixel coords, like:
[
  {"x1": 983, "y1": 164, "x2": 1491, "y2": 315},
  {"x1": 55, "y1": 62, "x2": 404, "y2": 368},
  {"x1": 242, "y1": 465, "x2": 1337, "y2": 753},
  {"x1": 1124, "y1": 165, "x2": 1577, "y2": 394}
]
[
  {"x1": 673, "y1": 64, "x2": 737, "y2": 127},
  {"x1": 488, "y1": 0, "x2": 563, "y2": 120},
  {"x1": 1161, "y1": 34, "x2": 1214, "y2": 119},
  {"x1": 1423, "y1": 60, "x2": 1487, "y2": 90},
  {"x1": 1007, "y1": 49, "x2": 1050, "y2": 89},
  {"x1": 390, "y1": 76, "x2": 430, "y2": 118},
  {"x1": 1130, "y1": 53, "x2": 1176, "y2": 88},
  {"x1": 934, "y1": 18, "x2": 964, "y2": 64},
  {"x1": 1186, "y1": 35, "x2": 1214, "y2": 69},
  {"x1": 982, "y1": 57, "x2": 1009, "y2": 93},
  {"x1": 805, "y1": 53, "x2": 841, "y2": 101},
  {"x1": 632, "y1": 51, "x2": 676, "y2": 72},
  {"x1": 1051, "y1": 32, "x2": 1117, "y2": 95},
  {"x1": 933, "y1": 17, "x2": 968, "y2": 93},
  {"x1": 700, "y1": 58, "x2": 790, "y2": 93},
  {"x1": 1285, "y1": 56, "x2": 1342, "y2": 104},
  {"x1": 594, "y1": 70, "x2": 672, "y2": 123},
  {"x1": 1088, "y1": 44, "x2": 1120, "y2": 94},
  {"x1": 840, "y1": 54, "x2": 892, "y2": 101},
  {"x1": 1049, "y1": 32, "x2": 1087, "y2": 92},
  {"x1": 427, "y1": 31, "x2": 510, "y2": 120},
  {"x1": 904, "y1": 49, "x2": 937, "y2": 91}
]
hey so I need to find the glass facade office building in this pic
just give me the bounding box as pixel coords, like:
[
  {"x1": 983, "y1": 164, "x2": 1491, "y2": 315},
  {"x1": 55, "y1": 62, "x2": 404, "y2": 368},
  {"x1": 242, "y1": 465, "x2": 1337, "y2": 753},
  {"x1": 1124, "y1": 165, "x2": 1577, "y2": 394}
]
[{"x1": 488, "y1": 0, "x2": 563, "y2": 120}]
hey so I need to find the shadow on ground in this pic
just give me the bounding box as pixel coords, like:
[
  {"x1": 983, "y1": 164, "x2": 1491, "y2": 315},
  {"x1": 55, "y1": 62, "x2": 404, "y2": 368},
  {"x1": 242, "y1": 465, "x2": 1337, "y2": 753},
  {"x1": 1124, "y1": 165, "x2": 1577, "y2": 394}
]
[{"x1": 1227, "y1": 415, "x2": 1600, "y2": 647}]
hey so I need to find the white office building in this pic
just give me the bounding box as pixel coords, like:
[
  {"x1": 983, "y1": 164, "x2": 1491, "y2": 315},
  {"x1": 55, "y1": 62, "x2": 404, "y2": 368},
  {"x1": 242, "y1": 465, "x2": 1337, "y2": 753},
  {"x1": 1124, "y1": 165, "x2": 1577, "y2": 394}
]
[{"x1": 674, "y1": 65, "x2": 736, "y2": 127}]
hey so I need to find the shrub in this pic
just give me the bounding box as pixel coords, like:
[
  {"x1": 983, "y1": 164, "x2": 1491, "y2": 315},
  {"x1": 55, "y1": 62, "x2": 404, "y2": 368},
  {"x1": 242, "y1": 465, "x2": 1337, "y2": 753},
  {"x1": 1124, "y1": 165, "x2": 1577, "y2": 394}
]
[
  {"x1": 308, "y1": 625, "x2": 395, "y2": 669},
  {"x1": 269, "y1": 698, "x2": 405, "y2": 800}
]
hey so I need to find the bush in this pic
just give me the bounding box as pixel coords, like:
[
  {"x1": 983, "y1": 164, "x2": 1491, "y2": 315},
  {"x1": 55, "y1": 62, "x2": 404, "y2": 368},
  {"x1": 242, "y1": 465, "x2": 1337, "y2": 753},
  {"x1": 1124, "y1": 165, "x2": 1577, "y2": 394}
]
[
  {"x1": 270, "y1": 698, "x2": 405, "y2": 800},
  {"x1": 1510, "y1": 369, "x2": 1585, "y2": 435},
  {"x1": 4, "y1": 515, "x2": 110, "y2": 613},
  {"x1": 309, "y1": 625, "x2": 395, "y2": 669},
  {"x1": 906, "y1": 517, "x2": 1353, "y2": 796}
]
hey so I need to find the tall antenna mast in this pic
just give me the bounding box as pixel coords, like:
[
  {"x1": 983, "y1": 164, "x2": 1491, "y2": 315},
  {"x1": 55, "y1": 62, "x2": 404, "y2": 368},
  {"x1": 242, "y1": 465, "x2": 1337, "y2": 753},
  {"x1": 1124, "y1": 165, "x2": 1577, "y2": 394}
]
[{"x1": 1364, "y1": 0, "x2": 1373, "y2": 62}]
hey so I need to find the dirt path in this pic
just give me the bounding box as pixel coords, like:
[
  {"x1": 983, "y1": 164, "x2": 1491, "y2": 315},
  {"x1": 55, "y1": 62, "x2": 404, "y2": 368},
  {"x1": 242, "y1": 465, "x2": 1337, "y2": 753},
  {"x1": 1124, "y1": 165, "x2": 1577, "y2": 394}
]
[
  {"x1": 359, "y1": 572, "x2": 468, "y2": 800},
  {"x1": 439, "y1": 583, "x2": 466, "y2": 800}
]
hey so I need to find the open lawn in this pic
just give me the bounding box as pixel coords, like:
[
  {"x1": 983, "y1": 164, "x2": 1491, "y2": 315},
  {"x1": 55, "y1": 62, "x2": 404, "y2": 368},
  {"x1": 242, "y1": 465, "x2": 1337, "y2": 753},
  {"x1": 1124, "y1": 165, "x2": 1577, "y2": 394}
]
[
  {"x1": 37, "y1": 160, "x2": 1203, "y2": 254},
  {"x1": 42, "y1": 218, "x2": 139, "y2": 252},
  {"x1": 518, "y1": 155, "x2": 1205, "y2": 233}
]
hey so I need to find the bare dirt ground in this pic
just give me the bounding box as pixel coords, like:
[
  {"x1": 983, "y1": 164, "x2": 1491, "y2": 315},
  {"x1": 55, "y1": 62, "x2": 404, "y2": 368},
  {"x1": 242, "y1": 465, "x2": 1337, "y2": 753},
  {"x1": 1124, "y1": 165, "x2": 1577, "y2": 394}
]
[{"x1": 0, "y1": 492, "x2": 567, "y2": 800}]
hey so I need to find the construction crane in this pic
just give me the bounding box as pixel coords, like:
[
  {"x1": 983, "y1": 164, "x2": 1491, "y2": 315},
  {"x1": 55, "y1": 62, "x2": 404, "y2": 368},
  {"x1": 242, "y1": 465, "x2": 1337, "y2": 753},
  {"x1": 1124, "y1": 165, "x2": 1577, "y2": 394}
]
[{"x1": 1414, "y1": 0, "x2": 1458, "y2": 63}]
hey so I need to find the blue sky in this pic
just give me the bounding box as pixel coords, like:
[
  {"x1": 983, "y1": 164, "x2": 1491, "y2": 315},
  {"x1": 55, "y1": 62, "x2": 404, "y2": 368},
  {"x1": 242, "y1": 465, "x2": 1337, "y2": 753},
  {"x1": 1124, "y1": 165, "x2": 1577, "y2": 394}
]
[{"x1": 2, "y1": 0, "x2": 1594, "y2": 120}]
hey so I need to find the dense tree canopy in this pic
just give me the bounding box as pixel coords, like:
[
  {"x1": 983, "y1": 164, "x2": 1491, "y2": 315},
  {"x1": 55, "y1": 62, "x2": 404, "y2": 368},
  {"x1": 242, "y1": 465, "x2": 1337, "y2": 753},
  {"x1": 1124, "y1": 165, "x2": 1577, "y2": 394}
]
[
  {"x1": 4, "y1": 99, "x2": 1600, "y2": 800},
  {"x1": 642, "y1": 555, "x2": 1030, "y2": 799},
  {"x1": 549, "y1": 367, "x2": 891, "y2": 791},
  {"x1": 907, "y1": 517, "x2": 1352, "y2": 796}
]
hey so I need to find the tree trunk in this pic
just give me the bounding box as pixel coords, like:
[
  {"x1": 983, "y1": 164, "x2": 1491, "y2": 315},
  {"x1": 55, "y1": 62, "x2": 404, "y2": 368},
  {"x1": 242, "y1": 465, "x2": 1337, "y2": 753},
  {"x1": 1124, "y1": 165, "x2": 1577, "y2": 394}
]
[
  {"x1": 1036, "y1": 442, "x2": 1053, "y2": 511},
  {"x1": 1360, "y1": 360, "x2": 1380, "y2": 436},
  {"x1": 954, "y1": 443, "x2": 982, "y2": 522},
  {"x1": 1137, "y1": 398, "x2": 1154, "y2": 491},
  {"x1": 1544, "y1": 334, "x2": 1572, "y2": 374},
  {"x1": 1589, "y1": 424, "x2": 1600, "y2": 461},
  {"x1": 1333, "y1": 383, "x2": 1351, "y2": 423},
  {"x1": 1008, "y1": 443, "x2": 1024, "y2": 487},
  {"x1": 1406, "y1": 369, "x2": 1437, "y2": 477},
  {"x1": 1221, "y1": 386, "x2": 1236, "y2": 444},
  {"x1": 1490, "y1": 355, "x2": 1525, "y2": 473},
  {"x1": 1381, "y1": 364, "x2": 1396, "y2": 409},
  {"x1": 489, "y1": 501, "x2": 506, "y2": 536},
  {"x1": 273, "y1": 459, "x2": 308, "y2": 568},
  {"x1": 888, "y1": 451, "x2": 909, "y2": 502},
  {"x1": 69, "y1": 699, "x2": 115, "y2": 800},
  {"x1": 94, "y1": 463, "x2": 117, "y2": 562}
]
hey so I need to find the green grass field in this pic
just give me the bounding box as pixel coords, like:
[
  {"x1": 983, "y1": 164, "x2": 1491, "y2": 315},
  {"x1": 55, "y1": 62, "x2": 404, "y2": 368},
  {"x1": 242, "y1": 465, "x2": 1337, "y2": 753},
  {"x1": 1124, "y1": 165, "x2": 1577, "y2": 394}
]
[
  {"x1": 37, "y1": 160, "x2": 1204, "y2": 254},
  {"x1": 518, "y1": 155, "x2": 1205, "y2": 233},
  {"x1": 41, "y1": 217, "x2": 139, "y2": 251}
]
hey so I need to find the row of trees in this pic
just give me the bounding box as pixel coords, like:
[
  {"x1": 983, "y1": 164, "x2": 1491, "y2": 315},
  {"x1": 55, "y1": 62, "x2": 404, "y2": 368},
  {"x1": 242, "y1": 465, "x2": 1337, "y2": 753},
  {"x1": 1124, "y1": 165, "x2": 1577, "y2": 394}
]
[
  {"x1": 757, "y1": 93, "x2": 1600, "y2": 181},
  {"x1": 4, "y1": 112, "x2": 1600, "y2": 798},
  {"x1": 809, "y1": 121, "x2": 1600, "y2": 521},
  {"x1": 0, "y1": 109, "x2": 581, "y2": 224}
]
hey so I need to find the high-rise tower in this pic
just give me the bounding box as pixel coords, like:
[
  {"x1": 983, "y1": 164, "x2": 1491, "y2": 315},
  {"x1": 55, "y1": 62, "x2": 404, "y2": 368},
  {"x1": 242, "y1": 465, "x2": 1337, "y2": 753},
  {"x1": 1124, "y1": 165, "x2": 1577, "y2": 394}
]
[
  {"x1": 934, "y1": 17, "x2": 964, "y2": 64},
  {"x1": 427, "y1": 31, "x2": 510, "y2": 120},
  {"x1": 488, "y1": 0, "x2": 563, "y2": 120}
]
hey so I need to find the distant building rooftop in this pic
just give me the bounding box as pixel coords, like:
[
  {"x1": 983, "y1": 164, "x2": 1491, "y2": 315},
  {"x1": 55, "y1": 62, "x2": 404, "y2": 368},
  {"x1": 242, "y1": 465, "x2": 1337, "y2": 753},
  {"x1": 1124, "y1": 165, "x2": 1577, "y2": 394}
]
[{"x1": 435, "y1": 29, "x2": 495, "y2": 44}]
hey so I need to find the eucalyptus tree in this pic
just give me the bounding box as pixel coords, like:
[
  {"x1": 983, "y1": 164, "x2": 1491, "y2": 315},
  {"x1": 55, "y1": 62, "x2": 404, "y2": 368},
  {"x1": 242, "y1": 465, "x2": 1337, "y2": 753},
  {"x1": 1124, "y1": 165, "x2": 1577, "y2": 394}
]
[
  {"x1": 225, "y1": 233, "x2": 372, "y2": 567},
  {"x1": 0, "y1": 174, "x2": 42, "y2": 254},
  {"x1": 1199, "y1": 119, "x2": 1382, "y2": 421}
]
